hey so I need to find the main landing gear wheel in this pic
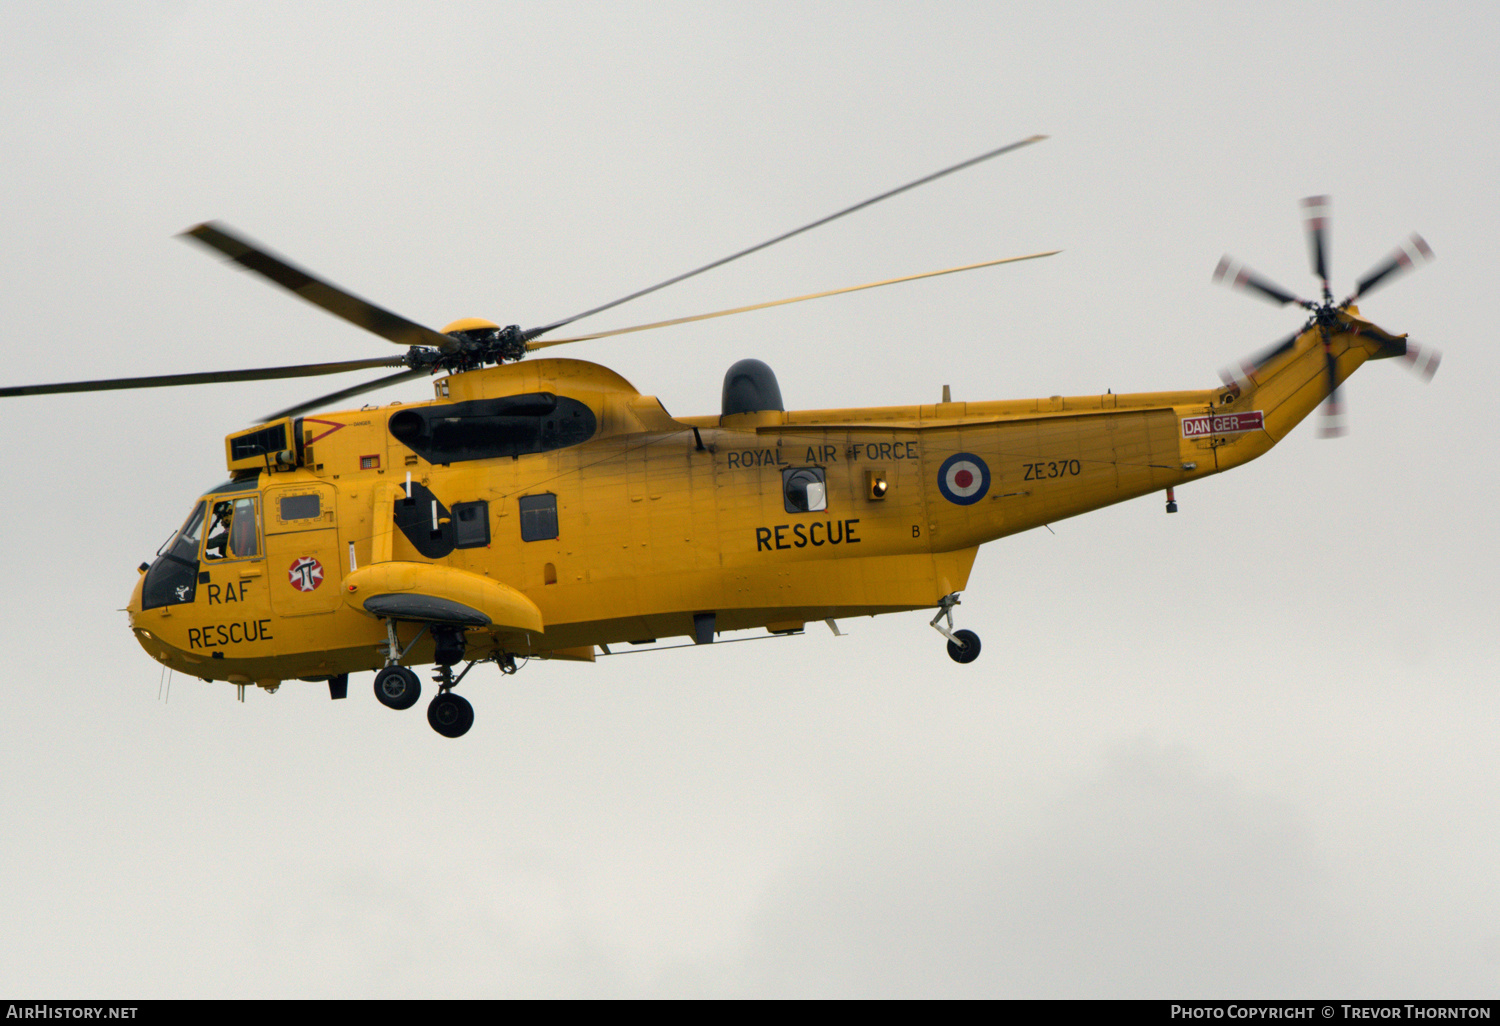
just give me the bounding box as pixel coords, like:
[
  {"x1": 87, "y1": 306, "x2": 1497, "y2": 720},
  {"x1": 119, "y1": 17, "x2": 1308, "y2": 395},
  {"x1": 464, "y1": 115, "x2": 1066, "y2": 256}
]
[
  {"x1": 428, "y1": 692, "x2": 474, "y2": 738},
  {"x1": 373, "y1": 665, "x2": 422, "y2": 710},
  {"x1": 946, "y1": 629, "x2": 981, "y2": 664}
]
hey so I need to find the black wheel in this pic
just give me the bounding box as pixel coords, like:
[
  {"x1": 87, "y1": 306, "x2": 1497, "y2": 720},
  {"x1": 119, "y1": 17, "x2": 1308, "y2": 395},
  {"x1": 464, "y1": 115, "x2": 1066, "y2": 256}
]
[
  {"x1": 373, "y1": 665, "x2": 422, "y2": 710},
  {"x1": 428, "y1": 692, "x2": 475, "y2": 738},
  {"x1": 946, "y1": 629, "x2": 981, "y2": 664}
]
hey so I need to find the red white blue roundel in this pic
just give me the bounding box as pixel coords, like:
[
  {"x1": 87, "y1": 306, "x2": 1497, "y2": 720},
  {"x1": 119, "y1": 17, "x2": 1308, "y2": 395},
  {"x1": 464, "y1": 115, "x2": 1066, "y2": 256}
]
[{"x1": 937, "y1": 453, "x2": 990, "y2": 505}]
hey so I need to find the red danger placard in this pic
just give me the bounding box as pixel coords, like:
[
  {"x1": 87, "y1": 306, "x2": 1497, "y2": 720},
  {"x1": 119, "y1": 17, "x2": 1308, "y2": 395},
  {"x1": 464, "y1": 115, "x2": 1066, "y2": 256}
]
[{"x1": 1181, "y1": 410, "x2": 1265, "y2": 438}]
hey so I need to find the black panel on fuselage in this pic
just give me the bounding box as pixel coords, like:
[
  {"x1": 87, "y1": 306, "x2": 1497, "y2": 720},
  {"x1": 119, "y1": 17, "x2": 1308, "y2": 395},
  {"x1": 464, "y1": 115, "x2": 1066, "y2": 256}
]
[{"x1": 387, "y1": 393, "x2": 596, "y2": 464}]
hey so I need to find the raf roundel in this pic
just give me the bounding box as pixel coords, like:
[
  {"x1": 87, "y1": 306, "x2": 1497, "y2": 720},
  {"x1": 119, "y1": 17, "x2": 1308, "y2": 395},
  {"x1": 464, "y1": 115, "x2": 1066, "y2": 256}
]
[
  {"x1": 937, "y1": 453, "x2": 991, "y2": 505},
  {"x1": 288, "y1": 556, "x2": 325, "y2": 593}
]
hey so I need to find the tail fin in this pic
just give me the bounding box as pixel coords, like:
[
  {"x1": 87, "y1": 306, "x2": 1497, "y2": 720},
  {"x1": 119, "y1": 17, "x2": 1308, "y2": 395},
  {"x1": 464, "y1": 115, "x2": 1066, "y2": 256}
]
[{"x1": 1218, "y1": 310, "x2": 1407, "y2": 447}]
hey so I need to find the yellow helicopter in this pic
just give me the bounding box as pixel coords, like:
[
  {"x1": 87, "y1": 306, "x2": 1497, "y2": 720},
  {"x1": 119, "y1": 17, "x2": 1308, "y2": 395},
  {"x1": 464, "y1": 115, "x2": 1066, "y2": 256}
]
[{"x1": 0, "y1": 138, "x2": 1439, "y2": 738}]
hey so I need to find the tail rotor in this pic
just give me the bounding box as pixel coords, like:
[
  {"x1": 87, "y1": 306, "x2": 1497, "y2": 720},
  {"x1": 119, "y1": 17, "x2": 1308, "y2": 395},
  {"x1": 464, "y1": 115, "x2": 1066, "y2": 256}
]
[{"x1": 1214, "y1": 196, "x2": 1439, "y2": 436}]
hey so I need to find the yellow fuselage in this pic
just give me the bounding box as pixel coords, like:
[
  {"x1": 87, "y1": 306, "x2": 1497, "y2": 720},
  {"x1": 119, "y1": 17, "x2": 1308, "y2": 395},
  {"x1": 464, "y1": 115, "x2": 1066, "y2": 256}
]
[{"x1": 127, "y1": 311, "x2": 1402, "y2": 690}]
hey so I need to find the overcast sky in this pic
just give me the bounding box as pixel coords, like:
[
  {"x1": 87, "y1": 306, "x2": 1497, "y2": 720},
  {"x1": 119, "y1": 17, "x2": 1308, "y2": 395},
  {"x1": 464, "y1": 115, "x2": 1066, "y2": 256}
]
[{"x1": 1, "y1": 0, "x2": 1496, "y2": 998}]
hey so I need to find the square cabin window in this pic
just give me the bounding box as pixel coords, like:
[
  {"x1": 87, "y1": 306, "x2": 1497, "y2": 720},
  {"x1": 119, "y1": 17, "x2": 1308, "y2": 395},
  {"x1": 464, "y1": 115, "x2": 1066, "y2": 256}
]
[
  {"x1": 279, "y1": 493, "x2": 321, "y2": 521},
  {"x1": 453, "y1": 501, "x2": 490, "y2": 549},
  {"x1": 518, "y1": 494, "x2": 558, "y2": 542}
]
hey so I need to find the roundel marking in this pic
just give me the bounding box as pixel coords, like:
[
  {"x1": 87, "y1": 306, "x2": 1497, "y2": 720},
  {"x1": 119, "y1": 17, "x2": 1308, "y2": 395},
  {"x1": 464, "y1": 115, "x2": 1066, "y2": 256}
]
[
  {"x1": 288, "y1": 556, "x2": 325, "y2": 592},
  {"x1": 937, "y1": 453, "x2": 991, "y2": 505}
]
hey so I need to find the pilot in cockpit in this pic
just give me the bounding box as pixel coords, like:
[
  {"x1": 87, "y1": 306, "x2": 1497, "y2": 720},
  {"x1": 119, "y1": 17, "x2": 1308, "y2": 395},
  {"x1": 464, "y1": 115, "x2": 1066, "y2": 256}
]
[{"x1": 204, "y1": 501, "x2": 233, "y2": 560}]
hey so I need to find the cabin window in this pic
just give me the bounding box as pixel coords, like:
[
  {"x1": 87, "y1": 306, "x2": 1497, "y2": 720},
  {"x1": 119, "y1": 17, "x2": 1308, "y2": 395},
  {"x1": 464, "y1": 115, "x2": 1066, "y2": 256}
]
[
  {"x1": 454, "y1": 501, "x2": 490, "y2": 548},
  {"x1": 279, "y1": 493, "x2": 321, "y2": 521},
  {"x1": 783, "y1": 468, "x2": 828, "y2": 514},
  {"x1": 204, "y1": 496, "x2": 260, "y2": 561},
  {"x1": 519, "y1": 494, "x2": 558, "y2": 542}
]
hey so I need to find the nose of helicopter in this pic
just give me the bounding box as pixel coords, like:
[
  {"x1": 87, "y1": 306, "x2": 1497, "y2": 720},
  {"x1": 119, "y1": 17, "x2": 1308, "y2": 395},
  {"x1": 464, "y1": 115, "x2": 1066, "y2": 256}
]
[
  {"x1": 126, "y1": 571, "x2": 180, "y2": 670},
  {"x1": 125, "y1": 569, "x2": 160, "y2": 661},
  {"x1": 126, "y1": 567, "x2": 145, "y2": 622}
]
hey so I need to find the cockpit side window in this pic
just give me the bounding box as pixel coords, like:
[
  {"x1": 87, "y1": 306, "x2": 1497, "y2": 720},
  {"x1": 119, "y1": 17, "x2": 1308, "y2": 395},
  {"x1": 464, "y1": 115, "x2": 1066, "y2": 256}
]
[
  {"x1": 143, "y1": 488, "x2": 263, "y2": 610},
  {"x1": 143, "y1": 501, "x2": 206, "y2": 610},
  {"x1": 205, "y1": 496, "x2": 261, "y2": 561},
  {"x1": 161, "y1": 502, "x2": 207, "y2": 563},
  {"x1": 228, "y1": 497, "x2": 259, "y2": 557}
]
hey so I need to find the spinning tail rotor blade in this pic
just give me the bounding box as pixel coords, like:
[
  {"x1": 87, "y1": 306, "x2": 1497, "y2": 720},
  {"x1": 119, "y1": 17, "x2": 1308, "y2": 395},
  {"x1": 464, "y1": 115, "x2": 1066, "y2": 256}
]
[
  {"x1": 1317, "y1": 337, "x2": 1347, "y2": 438},
  {"x1": 1401, "y1": 341, "x2": 1442, "y2": 381},
  {"x1": 1302, "y1": 195, "x2": 1331, "y2": 296},
  {"x1": 1213, "y1": 256, "x2": 1311, "y2": 307},
  {"x1": 1218, "y1": 330, "x2": 1302, "y2": 388},
  {"x1": 1349, "y1": 234, "x2": 1433, "y2": 302}
]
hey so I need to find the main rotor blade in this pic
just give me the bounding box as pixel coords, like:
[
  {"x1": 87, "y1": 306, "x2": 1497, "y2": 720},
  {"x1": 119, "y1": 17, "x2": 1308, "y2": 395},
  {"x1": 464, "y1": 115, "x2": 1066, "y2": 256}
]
[
  {"x1": 1348, "y1": 234, "x2": 1433, "y2": 301},
  {"x1": 1302, "y1": 195, "x2": 1330, "y2": 294},
  {"x1": 525, "y1": 134, "x2": 1048, "y2": 340},
  {"x1": 527, "y1": 251, "x2": 1060, "y2": 350},
  {"x1": 182, "y1": 222, "x2": 459, "y2": 353},
  {"x1": 0, "y1": 356, "x2": 406, "y2": 399},
  {"x1": 263, "y1": 366, "x2": 430, "y2": 422},
  {"x1": 1213, "y1": 256, "x2": 1312, "y2": 307}
]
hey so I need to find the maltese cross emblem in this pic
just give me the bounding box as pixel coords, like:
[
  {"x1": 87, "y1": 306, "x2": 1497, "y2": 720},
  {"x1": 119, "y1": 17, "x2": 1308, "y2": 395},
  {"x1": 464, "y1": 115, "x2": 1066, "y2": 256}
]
[{"x1": 288, "y1": 556, "x2": 324, "y2": 593}]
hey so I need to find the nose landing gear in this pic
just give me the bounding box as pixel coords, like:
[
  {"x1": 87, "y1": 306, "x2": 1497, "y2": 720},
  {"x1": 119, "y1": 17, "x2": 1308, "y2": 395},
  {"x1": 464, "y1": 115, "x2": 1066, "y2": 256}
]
[{"x1": 930, "y1": 593, "x2": 982, "y2": 664}]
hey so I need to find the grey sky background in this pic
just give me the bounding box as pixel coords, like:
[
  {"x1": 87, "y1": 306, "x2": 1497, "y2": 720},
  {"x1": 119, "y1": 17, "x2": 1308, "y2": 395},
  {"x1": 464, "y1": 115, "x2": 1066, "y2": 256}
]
[{"x1": 1, "y1": 0, "x2": 1495, "y2": 998}]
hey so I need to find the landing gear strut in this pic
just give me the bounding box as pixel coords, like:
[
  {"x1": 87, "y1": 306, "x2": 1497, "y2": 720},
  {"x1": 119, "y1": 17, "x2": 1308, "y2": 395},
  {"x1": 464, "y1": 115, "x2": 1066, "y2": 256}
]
[
  {"x1": 426, "y1": 628, "x2": 475, "y2": 738},
  {"x1": 373, "y1": 619, "x2": 522, "y2": 738},
  {"x1": 930, "y1": 593, "x2": 981, "y2": 664},
  {"x1": 374, "y1": 618, "x2": 425, "y2": 709}
]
